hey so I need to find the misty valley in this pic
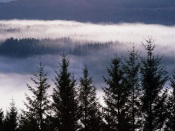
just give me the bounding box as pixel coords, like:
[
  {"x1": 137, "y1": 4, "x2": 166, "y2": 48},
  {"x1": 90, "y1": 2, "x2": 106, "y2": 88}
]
[
  {"x1": 0, "y1": 38, "x2": 115, "y2": 58},
  {"x1": 0, "y1": 20, "x2": 174, "y2": 131},
  {"x1": 0, "y1": 0, "x2": 175, "y2": 130}
]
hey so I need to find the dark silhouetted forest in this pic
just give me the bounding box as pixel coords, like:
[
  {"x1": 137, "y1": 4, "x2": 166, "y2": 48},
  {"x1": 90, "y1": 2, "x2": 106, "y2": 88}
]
[
  {"x1": 0, "y1": 39, "x2": 175, "y2": 131},
  {"x1": 0, "y1": 38, "x2": 113, "y2": 58}
]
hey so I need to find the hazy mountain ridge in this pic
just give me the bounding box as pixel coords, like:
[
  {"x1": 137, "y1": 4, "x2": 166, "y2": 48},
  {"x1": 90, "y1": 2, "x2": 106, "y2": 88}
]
[
  {"x1": 0, "y1": 37, "x2": 173, "y2": 77},
  {"x1": 0, "y1": 0, "x2": 174, "y2": 25},
  {"x1": 0, "y1": 38, "x2": 115, "y2": 58}
]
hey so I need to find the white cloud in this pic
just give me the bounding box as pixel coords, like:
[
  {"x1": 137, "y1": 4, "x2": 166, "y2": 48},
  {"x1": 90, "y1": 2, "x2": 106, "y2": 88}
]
[
  {"x1": 0, "y1": 73, "x2": 30, "y2": 110},
  {"x1": 0, "y1": 20, "x2": 175, "y2": 110},
  {"x1": 0, "y1": 20, "x2": 174, "y2": 48},
  {"x1": 0, "y1": 72, "x2": 55, "y2": 112}
]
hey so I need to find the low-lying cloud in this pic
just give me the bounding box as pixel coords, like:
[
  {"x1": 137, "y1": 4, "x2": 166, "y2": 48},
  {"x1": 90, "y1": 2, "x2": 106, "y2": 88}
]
[
  {"x1": 0, "y1": 20, "x2": 174, "y2": 47},
  {"x1": 0, "y1": 20, "x2": 175, "y2": 110}
]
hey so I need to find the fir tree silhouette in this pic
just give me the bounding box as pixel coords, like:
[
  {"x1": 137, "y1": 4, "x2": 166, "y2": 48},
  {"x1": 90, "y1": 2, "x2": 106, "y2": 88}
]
[
  {"x1": 140, "y1": 39, "x2": 168, "y2": 131},
  {"x1": 123, "y1": 46, "x2": 142, "y2": 131},
  {"x1": 19, "y1": 63, "x2": 51, "y2": 131},
  {"x1": 52, "y1": 55, "x2": 80, "y2": 131},
  {"x1": 165, "y1": 69, "x2": 175, "y2": 131},
  {"x1": 103, "y1": 56, "x2": 131, "y2": 131},
  {"x1": 79, "y1": 66, "x2": 103, "y2": 131},
  {"x1": 0, "y1": 109, "x2": 3, "y2": 130},
  {"x1": 3, "y1": 99, "x2": 18, "y2": 131}
]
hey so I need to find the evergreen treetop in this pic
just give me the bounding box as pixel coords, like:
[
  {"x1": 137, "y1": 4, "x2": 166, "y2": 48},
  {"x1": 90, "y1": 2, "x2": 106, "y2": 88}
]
[
  {"x1": 20, "y1": 63, "x2": 51, "y2": 131},
  {"x1": 122, "y1": 46, "x2": 141, "y2": 131},
  {"x1": 103, "y1": 56, "x2": 131, "y2": 131},
  {"x1": 79, "y1": 66, "x2": 103, "y2": 131},
  {"x1": 52, "y1": 55, "x2": 80, "y2": 131},
  {"x1": 3, "y1": 99, "x2": 18, "y2": 131},
  {"x1": 140, "y1": 39, "x2": 168, "y2": 131}
]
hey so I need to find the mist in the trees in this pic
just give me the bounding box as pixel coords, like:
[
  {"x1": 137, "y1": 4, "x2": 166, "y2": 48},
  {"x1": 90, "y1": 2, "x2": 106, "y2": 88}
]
[
  {"x1": 79, "y1": 66, "x2": 103, "y2": 131},
  {"x1": 0, "y1": 0, "x2": 174, "y2": 130},
  {"x1": 165, "y1": 69, "x2": 175, "y2": 130},
  {"x1": 0, "y1": 39, "x2": 174, "y2": 130},
  {"x1": 3, "y1": 99, "x2": 18, "y2": 131},
  {"x1": 140, "y1": 39, "x2": 168, "y2": 131},
  {"x1": 122, "y1": 46, "x2": 141, "y2": 130},
  {"x1": 103, "y1": 56, "x2": 132, "y2": 131},
  {"x1": 19, "y1": 63, "x2": 51, "y2": 131}
]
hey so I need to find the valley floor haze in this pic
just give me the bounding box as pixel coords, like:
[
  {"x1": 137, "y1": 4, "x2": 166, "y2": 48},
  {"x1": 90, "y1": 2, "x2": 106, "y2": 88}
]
[{"x1": 0, "y1": 20, "x2": 174, "y2": 111}]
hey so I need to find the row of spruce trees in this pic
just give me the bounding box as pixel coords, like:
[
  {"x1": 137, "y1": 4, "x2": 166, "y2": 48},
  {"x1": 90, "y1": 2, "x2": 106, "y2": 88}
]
[{"x1": 0, "y1": 39, "x2": 175, "y2": 131}]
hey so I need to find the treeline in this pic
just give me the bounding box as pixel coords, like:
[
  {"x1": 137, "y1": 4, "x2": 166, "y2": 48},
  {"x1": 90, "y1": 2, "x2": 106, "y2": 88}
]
[
  {"x1": 0, "y1": 39, "x2": 175, "y2": 131},
  {"x1": 0, "y1": 38, "x2": 114, "y2": 58}
]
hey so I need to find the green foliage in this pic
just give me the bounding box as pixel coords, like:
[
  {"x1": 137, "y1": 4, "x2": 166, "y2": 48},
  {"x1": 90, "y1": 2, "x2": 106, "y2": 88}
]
[
  {"x1": 79, "y1": 66, "x2": 103, "y2": 131},
  {"x1": 52, "y1": 55, "x2": 80, "y2": 131},
  {"x1": 140, "y1": 39, "x2": 168, "y2": 131}
]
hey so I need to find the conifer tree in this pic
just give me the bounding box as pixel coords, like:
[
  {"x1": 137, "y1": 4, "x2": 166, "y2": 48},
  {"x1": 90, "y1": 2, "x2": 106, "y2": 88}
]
[
  {"x1": 3, "y1": 99, "x2": 18, "y2": 131},
  {"x1": 103, "y1": 56, "x2": 131, "y2": 131},
  {"x1": 19, "y1": 63, "x2": 51, "y2": 131},
  {"x1": 140, "y1": 39, "x2": 168, "y2": 131},
  {"x1": 18, "y1": 111, "x2": 39, "y2": 131},
  {"x1": 122, "y1": 46, "x2": 141, "y2": 131},
  {"x1": 0, "y1": 109, "x2": 3, "y2": 130},
  {"x1": 52, "y1": 55, "x2": 80, "y2": 131},
  {"x1": 79, "y1": 66, "x2": 103, "y2": 131},
  {"x1": 165, "y1": 69, "x2": 175, "y2": 131}
]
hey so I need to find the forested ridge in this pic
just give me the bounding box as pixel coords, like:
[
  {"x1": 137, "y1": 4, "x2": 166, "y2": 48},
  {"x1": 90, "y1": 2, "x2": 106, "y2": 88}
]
[
  {"x1": 0, "y1": 39, "x2": 175, "y2": 131},
  {"x1": 0, "y1": 38, "x2": 113, "y2": 58}
]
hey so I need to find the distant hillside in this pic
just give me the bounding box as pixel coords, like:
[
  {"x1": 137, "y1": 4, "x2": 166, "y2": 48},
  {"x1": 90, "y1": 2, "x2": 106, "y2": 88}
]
[
  {"x1": 0, "y1": 38, "x2": 115, "y2": 58},
  {"x1": 0, "y1": 0, "x2": 175, "y2": 25}
]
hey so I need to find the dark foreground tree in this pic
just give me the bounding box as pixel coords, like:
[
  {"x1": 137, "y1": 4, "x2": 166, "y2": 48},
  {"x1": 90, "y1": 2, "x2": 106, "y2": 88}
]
[
  {"x1": 52, "y1": 55, "x2": 80, "y2": 131},
  {"x1": 0, "y1": 109, "x2": 3, "y2": 130},
  {"x1": 79, "y1": 66, "x2": 103, "y2": 131},
  {"x1": 123, "y1": 46, "x2": 141, "y2": 131},
  {"x1": 3, "y1": 99, "x2": 18, "y2": 131},
  {"x1": 19, "y1": 63, "x2": 51, "y2": 131},
  {"x1": 165, "y1": 69, "x2": 175, "y2": 131},
  {"x1": 103, "y1": 56, "x2": 131, "y2": 131},
  {"x1": 140, "y1": 39, "x2": 168, "y2": 131}
]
